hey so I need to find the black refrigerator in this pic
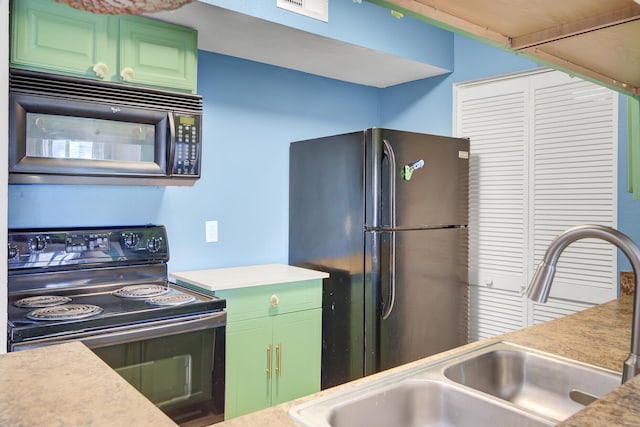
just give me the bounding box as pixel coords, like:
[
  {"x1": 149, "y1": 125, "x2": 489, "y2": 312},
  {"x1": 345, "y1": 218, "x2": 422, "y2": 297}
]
[{"x1": 289, "y1": 128, "x2": 469, "y2": 389}]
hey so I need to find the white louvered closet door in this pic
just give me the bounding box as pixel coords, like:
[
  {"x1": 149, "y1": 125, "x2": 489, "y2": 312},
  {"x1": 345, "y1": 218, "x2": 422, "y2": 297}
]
[
  {"x1": 455, "y1": 69, "x2": 618, "y2": 341},
  {"x1": 458, "y1": 77, "x2": 529, "y2": 341},
  {"x1": 529, "y1": 72, "x2": 618, "y2": 322}
]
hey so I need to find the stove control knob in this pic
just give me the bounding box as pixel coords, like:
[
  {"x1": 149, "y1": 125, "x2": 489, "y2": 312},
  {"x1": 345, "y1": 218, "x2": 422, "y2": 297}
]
[
  {"x1": 122, "y1": 233, "x2": 140, "y2": 248},
  {"x1": 146, "y1": 237, "x2": 162, "y2": 253},
  {"x1": 29, "y1": 236, "x2": 47, "y2": 252},
  {"x1": 8, "y1": 244, "x2": 18, "y2": 259}
]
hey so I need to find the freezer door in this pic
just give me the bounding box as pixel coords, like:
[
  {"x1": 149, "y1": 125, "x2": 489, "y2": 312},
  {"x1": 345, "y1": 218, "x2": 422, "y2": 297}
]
[
  {"x1": 378, "y1": 227, "x2": 468, "y2": 371},
  {"x1": 373, "y1": 129, "x2": 469, "y2": 228}
]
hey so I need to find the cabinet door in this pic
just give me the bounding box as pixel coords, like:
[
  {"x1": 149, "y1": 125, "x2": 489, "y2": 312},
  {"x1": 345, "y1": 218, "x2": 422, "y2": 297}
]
[
  {"x1": 10, "y1": 0, "x2": 111, "y2": 79},
  {"x1": 225, "y1": 317, "x2": 273, "y2": 419},
  {"x1": 118, "y1": 16, "x2": 197, "y2": 92},
  {"x1": 271, "y1": 309, "x2": 322, "y2": 406}
]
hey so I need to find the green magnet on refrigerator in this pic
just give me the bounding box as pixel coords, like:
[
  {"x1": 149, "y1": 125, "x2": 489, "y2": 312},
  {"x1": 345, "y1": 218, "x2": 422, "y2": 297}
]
[{"x1": 401, "y1": 159, "x2": 424, "y2": 181}]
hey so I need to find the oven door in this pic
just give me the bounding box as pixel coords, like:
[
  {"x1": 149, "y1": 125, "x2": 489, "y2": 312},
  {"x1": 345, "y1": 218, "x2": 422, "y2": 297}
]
[{"x1": 11, "y1": 312, "x2": 226, "y2": 426}]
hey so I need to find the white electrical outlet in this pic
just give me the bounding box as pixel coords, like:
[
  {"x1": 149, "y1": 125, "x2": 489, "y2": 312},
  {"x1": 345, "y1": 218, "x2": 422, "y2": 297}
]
[{"x1": 205, "y1": 220, "x2": 218, "y2": 243}]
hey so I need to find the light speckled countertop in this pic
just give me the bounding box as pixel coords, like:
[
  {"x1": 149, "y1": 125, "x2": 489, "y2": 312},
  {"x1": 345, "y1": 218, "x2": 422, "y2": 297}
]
[
  {"x1": 2, "y1": 295, "x2": 638, "y2": 426},
  {"x1": 217, "y1": 295, "x2": 640, "y2": 427},
  {"x1": 0, "y1": 341, "x2": 176, "y2": 427},
  {"x1": 170, "y1": 264, "x2": 329, "y2": 292}
]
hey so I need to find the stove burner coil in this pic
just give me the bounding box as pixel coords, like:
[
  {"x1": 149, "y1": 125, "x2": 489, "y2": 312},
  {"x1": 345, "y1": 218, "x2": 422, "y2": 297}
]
[
  {"x1": 113, "y1": 284, "x2": 170, "y2": 299},
  {"x1": 14, "y1": 295, "x2": 72, "y2": 308},
  {"x1": 147, "y1": 293, "x2": 196, "y2": 306},
  {"x1": 26, "y1": 304, "x2": 103, "y2": 321}
]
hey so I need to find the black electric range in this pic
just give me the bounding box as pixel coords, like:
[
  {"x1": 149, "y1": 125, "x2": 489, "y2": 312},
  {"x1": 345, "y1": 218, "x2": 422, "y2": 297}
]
[{"x1": 7, "y1": 225, "x2": 226, "y2": 349}]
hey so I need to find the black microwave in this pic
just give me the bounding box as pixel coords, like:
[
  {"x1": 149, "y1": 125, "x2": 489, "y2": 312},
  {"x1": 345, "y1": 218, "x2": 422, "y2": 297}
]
[{"x1": 9, "y1": 68, "x2": 203, "y2": 186}]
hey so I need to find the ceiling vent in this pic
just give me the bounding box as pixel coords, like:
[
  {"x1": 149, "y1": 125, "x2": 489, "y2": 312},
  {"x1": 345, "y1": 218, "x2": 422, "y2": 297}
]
[{"x1": 277, "y1": 0, "x2": 328, "y2": 22}]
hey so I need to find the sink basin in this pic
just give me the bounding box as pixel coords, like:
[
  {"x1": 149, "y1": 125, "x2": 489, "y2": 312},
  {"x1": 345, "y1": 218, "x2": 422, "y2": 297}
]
[
  {"x1": 305, "y1": 379, "x2": 552, "y2": 427},
  {"x1": 443, "y1": 343, "x2": 621, "y2": 422},
  {"x1": 289, "y1": 342, "x2": 622, "y2": 427}
]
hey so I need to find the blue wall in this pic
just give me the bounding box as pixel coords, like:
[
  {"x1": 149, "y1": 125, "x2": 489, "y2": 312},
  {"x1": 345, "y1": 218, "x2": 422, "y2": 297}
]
[
  {"x1": 9, "y1": 3, "x2": 639, "y2": 277},
  {"x1": 159, "y1": 54, "x2": 381, "y2": 270},
  {"x1": 380, "y1": 34, "x2": 536, "y2": 135},
  {"x1": 617, "y1": 96, "x2": 640, "y2": 274}
]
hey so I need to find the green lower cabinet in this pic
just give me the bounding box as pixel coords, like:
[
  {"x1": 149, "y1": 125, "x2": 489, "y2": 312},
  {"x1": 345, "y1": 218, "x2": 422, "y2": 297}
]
[
  {"x1": 271, "y1": 309, "x2": 321, "y2": 405},
  {"x1": 219, "y1": 281, "x2": 322, "y2": 419},
  {"x1": 225, "y1": 317, "x2": 273, "y2": 416}
]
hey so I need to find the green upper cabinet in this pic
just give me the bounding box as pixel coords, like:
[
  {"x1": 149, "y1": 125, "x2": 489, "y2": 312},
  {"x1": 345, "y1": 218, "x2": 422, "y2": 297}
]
[
  {"x1": 10, "y1": 0, "x2": 111, "y2": 78},
  {"x1": 10, "y1": 0, "x2": 197, "y2": 93},
  {"x1": 118, "y1": 17, "x2": 197, "y2": 92}
]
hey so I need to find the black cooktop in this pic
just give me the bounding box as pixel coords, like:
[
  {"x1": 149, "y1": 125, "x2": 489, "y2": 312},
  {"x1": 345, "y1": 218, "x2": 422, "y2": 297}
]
[{"x1": 8, "y1": 282, "x2": 226, "y2": 343}]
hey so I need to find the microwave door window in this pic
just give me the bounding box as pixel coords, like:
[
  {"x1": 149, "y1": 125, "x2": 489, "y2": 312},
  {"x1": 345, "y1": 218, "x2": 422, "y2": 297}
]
[{"x1": 26, "y1": 114, "x2": 155, "y2": 163}]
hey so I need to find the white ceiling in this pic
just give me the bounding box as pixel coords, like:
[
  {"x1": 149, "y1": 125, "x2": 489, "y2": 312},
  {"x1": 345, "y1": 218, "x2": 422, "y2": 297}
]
[{"x1": 147, "y1": 1, "x2": 449, "y2": 88}]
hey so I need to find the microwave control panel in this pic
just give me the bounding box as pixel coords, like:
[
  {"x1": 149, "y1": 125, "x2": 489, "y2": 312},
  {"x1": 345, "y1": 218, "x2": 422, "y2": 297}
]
[{"x1": 172, "y1": 114, "x2": 201, "y2": 176}]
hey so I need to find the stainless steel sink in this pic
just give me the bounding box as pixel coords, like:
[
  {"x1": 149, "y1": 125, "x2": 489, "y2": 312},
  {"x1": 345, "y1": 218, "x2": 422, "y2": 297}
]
[
  {"x1": 289, "y1": 341, "x2": 621, "y2": 427},
  {"x1": 307, "y1": 379, "x2": 552, "y2": 427},
  {"x1": 443, "y1": 343, "x2": 621, "y2": 422}
]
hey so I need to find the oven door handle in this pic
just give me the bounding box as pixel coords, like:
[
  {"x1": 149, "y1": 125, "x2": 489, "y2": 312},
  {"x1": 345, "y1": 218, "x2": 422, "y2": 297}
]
[{"x1": 80, "y1": 312, "x2": 226, "y2": 349}]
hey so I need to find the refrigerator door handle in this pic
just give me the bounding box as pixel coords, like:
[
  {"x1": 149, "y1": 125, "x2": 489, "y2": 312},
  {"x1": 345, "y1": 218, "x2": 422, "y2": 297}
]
[{"x1": 381, "y1": 139, "x2": 396, "y2": 320}]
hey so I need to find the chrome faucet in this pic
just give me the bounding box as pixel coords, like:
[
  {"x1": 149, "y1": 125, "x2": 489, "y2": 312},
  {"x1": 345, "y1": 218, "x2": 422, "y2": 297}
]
[{"x1": 527, "y1": 224, "x2": 640, "y2": 383}]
